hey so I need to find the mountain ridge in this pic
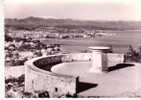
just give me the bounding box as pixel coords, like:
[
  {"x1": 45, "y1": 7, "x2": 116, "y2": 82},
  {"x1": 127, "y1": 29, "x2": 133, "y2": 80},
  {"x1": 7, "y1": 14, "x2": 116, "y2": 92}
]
[{"x1": 5, "y1": 16, "x2": 141, "y2": 30}]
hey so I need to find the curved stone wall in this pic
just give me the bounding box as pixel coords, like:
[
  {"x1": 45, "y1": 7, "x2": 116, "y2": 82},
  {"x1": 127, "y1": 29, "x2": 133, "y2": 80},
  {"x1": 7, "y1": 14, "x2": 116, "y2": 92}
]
[
  {"x1": 24, "y1": 54, "x2": 80, "y2": 97},
  {"x1": 24, "y1": 52, "x2": 124, "y2": 97},
  {"x1": 24, "y1": 53, "x2": 92, "y2": 97}
]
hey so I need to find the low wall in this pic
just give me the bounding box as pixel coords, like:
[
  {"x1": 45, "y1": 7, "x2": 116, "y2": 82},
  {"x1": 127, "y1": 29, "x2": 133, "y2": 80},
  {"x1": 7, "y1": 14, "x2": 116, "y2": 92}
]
[
  {"x1": 25, "y1": 55, "x2": 78, "y2": 97},
  {"x1": 61, "y1": 53, "x2": 92, "y2": 62},
  {"x1": 107, "y1": 53, "x2": 124, "y2": 67},
  {"x1": 61, "y1": 53, "x2": 124, "y2": 66}
]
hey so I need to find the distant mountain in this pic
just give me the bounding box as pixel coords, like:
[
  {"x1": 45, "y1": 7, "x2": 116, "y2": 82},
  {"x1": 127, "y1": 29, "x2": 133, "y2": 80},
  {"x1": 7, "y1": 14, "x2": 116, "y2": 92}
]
[{"x1": 5, "y1": 16, "x2": 141, "y2": 30}]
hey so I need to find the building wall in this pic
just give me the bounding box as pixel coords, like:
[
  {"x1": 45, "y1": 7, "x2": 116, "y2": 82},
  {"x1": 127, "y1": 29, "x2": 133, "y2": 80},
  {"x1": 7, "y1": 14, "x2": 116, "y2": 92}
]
[
  {"x1": 25, "y1": 55, "x2": 78, "y2": 97},
  {"x1": 107, "y1": 53, "x2": 124, "y2": 67}
]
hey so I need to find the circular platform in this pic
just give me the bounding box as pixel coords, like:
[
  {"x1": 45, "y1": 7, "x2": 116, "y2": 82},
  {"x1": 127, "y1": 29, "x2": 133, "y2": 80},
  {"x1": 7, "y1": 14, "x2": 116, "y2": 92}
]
[{"x1": 51, "y1": 62, "x2": 141, "y2": 97}]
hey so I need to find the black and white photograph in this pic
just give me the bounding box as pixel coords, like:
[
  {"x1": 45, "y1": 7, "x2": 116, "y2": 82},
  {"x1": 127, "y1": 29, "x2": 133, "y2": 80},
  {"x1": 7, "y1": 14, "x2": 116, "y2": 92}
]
[{"x1": 3, "y1": 0, "x2": 141, "y2": 98}]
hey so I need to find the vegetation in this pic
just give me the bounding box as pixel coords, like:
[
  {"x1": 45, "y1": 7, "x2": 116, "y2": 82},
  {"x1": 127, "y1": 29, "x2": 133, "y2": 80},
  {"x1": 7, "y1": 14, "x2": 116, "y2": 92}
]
[
  {"x1": 5, "y1": 74, "x2": 78, "y2": 98},
  {"x1": 5, "y1": 16, "x2": 141, "y2": 98},
  {"x1": 125, "y1": 45, "x2": 141, "y2": 62}
]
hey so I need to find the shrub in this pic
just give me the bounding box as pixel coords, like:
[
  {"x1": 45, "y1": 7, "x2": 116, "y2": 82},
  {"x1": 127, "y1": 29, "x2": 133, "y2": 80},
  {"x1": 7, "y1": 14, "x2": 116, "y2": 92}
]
[{"x1": 125, "y1": 45, "x2": 141, "y2": 62}]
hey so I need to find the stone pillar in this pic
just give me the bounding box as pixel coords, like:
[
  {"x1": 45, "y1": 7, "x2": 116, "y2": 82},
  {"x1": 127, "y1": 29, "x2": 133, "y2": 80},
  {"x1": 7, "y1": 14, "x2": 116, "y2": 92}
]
[{"x1": 89, "y1": 46, "x2": 111, "y2": 73}]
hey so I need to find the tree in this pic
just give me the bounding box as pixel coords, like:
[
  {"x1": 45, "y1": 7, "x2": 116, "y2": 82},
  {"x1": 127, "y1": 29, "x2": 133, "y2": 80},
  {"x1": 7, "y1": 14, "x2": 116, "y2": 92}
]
[{"x1": 126, "y1": 45, "x2": 139, "y2": 62}]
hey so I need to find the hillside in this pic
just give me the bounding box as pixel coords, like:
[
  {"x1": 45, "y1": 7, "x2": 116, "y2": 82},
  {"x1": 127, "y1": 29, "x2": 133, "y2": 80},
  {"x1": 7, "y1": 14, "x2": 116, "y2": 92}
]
[{"x1": 5, "y1": 16, "x2": 141, "y2": 30}]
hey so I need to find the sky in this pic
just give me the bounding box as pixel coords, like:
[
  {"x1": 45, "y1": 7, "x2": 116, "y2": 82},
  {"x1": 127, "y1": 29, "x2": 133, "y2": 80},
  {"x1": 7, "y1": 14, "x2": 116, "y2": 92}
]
[{"x1": 4, "y1": 0, "x2": 141, "y2": 21}]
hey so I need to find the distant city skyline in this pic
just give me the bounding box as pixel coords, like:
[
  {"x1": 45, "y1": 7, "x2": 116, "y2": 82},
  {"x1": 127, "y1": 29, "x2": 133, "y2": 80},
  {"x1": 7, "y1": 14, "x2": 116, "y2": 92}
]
[{"x1": 4, "y1": 0, "x2": 141, "y2": 21}]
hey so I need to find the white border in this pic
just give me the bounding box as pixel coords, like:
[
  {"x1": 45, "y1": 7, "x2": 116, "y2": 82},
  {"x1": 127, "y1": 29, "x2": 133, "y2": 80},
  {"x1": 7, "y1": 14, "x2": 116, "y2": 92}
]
[
  {"x1": 1, "y1": 0, "x2": 141, "y2": 100},
  {"x1": 0, "y1": 0, "x2": 5, "y2": 99}
]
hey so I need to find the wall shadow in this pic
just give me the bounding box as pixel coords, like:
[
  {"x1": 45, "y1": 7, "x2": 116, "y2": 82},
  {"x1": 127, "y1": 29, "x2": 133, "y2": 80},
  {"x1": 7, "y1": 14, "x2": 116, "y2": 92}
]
[
  {"x1": 108, "y1": 63, "x2": 134, "y2": 72},
  {"x1": 76, "y1": 81, "x2": 98, "y2": 93}
]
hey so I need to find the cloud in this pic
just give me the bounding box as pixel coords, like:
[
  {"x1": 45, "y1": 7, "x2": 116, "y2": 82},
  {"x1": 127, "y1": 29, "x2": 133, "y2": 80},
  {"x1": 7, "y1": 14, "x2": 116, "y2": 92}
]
[{"x1": 4, "y1": 0, "x2": 141, "y2": 21}]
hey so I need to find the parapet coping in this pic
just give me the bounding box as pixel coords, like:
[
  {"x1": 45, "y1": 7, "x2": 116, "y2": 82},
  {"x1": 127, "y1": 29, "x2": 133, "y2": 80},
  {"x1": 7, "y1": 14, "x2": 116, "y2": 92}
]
[
  {"x1": 25, "y1": 54, "x2": 78, "y2": 78},
  {"x1": 89, "y1": 46, "x2": 111, "y2": 50}
]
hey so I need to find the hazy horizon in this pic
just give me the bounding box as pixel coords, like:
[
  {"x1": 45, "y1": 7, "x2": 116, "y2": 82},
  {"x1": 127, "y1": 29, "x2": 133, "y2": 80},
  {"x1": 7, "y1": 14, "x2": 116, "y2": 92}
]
[{"x1": 5, "y1": 16, "x2": 141, "y2": 22}]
